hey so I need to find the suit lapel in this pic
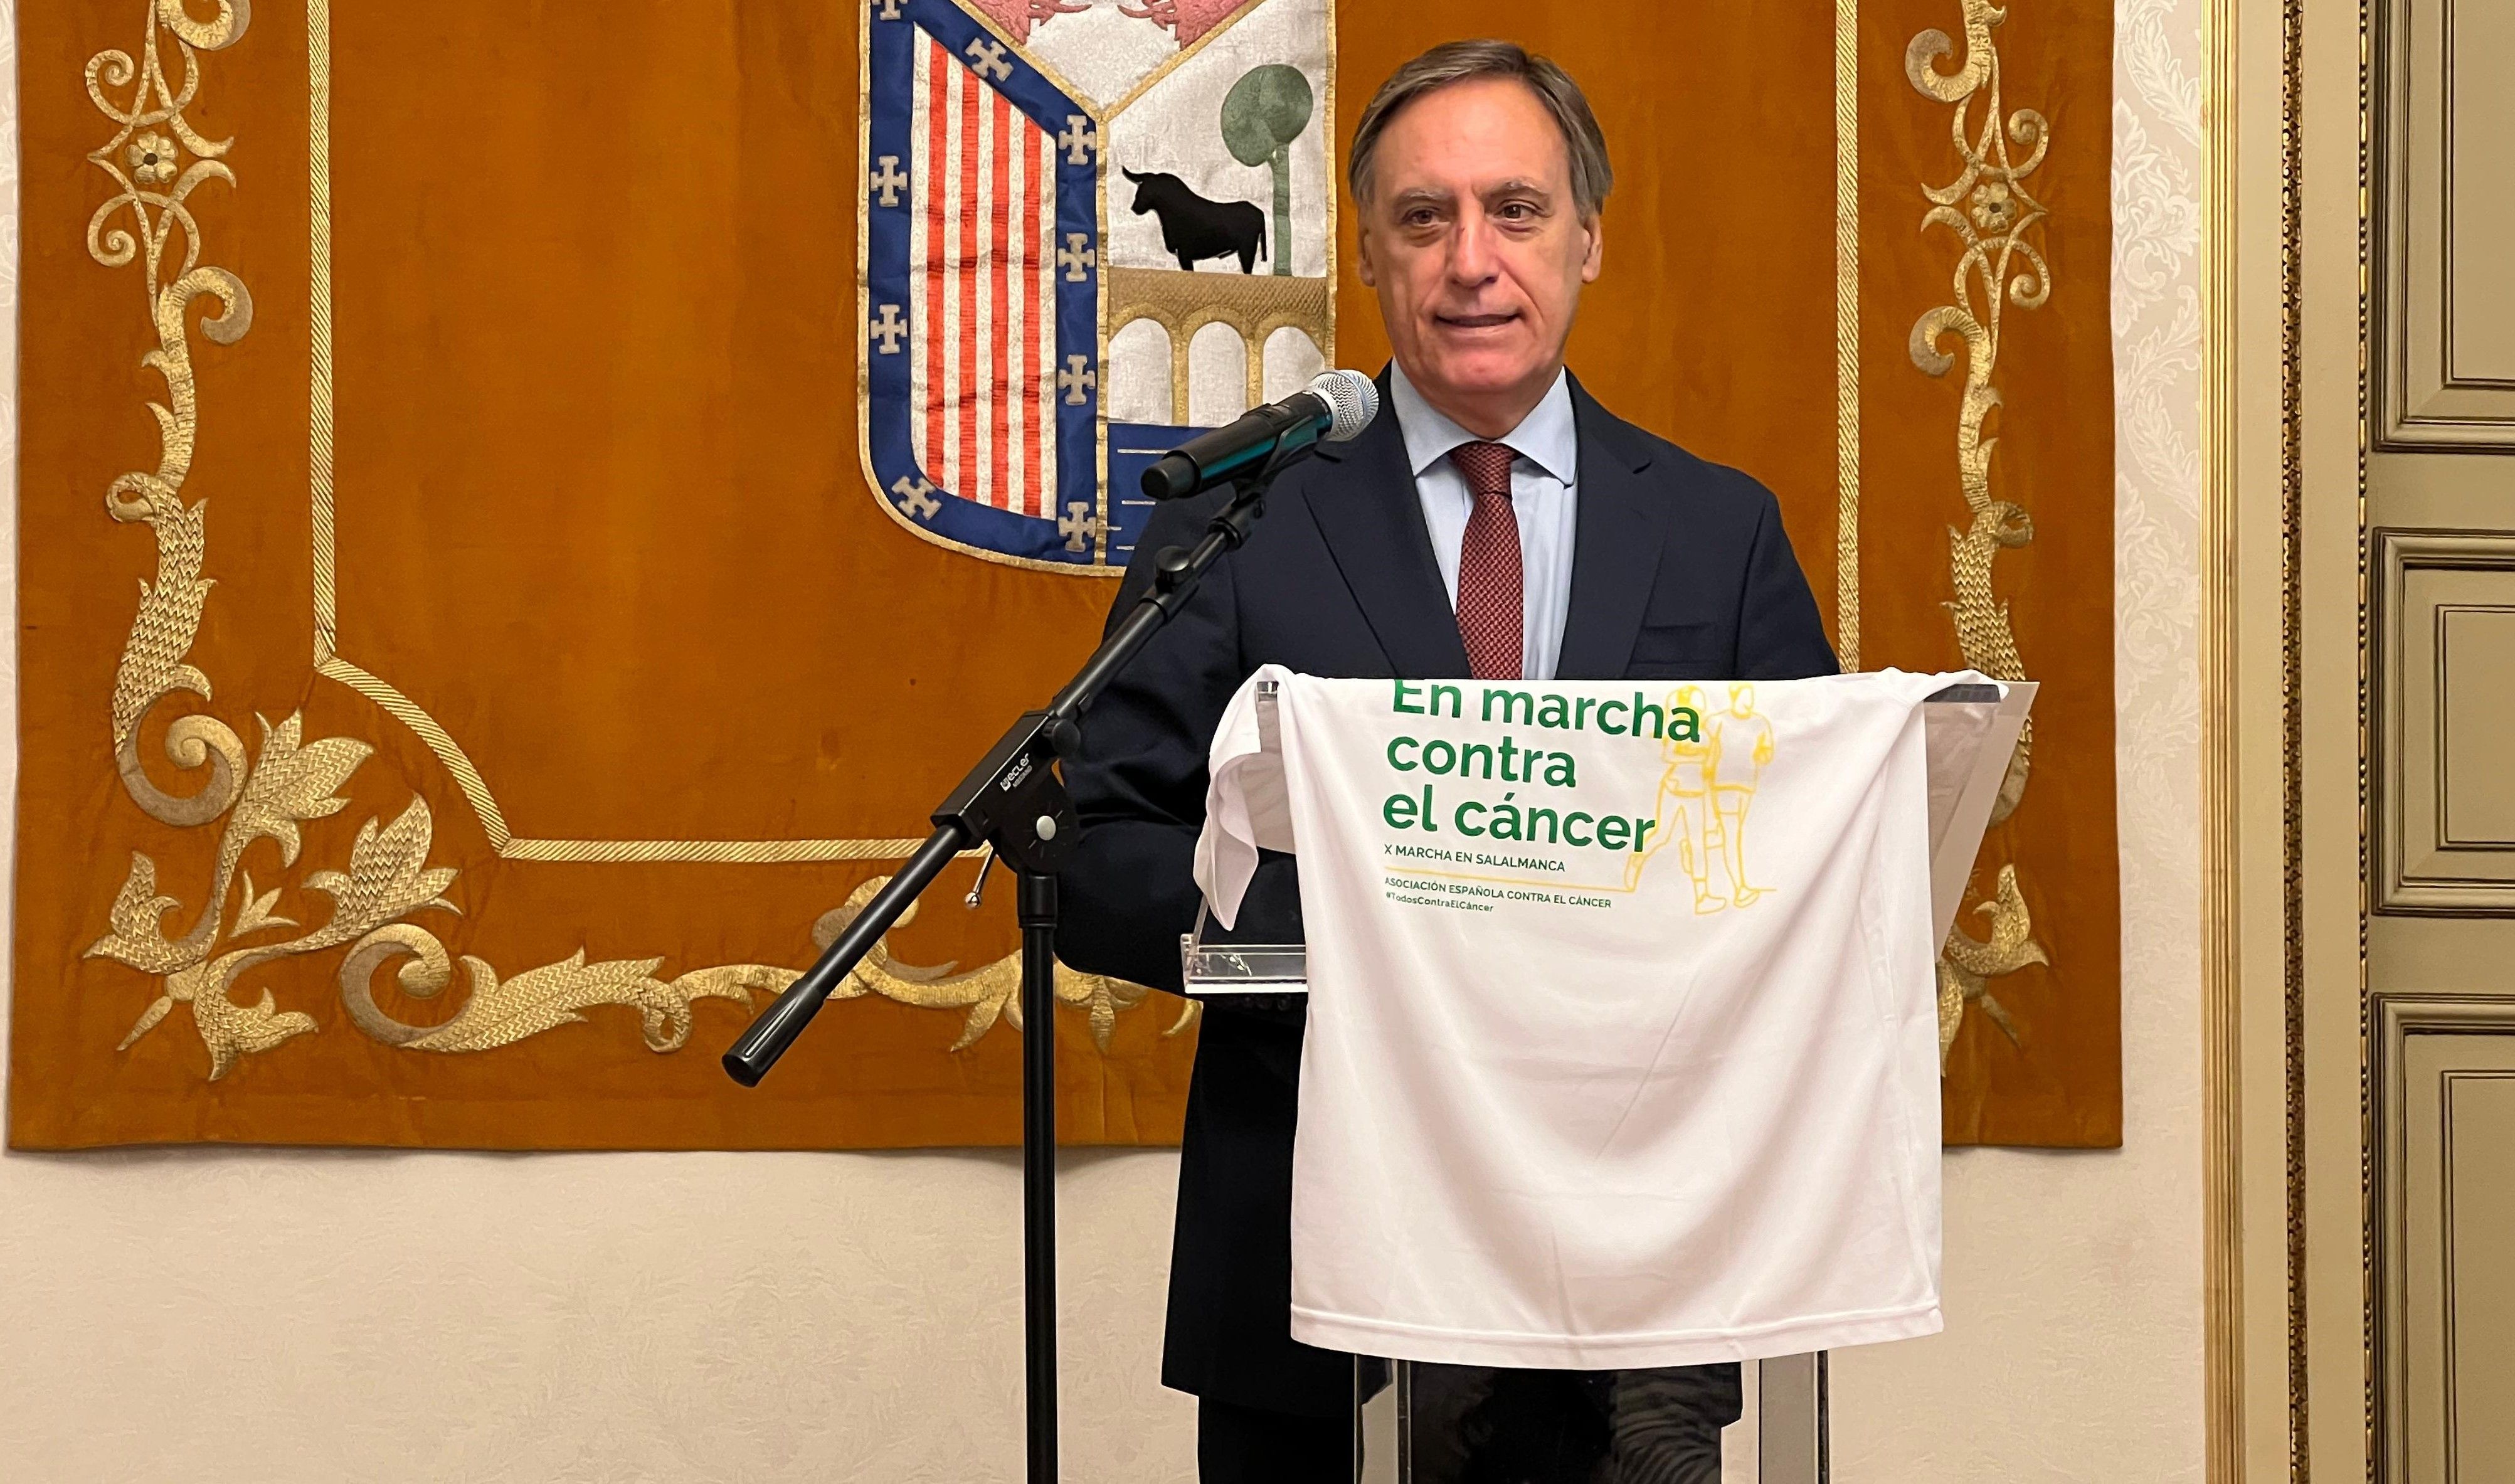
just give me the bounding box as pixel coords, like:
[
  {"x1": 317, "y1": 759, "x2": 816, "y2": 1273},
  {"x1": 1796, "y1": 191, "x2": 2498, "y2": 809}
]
[
  {"x1": 1554, "y1": 378, "x2": 1668, "y2": 681},
  {"x1": 1306, "y1": 381, "x2": 1473, "y2": 677}
]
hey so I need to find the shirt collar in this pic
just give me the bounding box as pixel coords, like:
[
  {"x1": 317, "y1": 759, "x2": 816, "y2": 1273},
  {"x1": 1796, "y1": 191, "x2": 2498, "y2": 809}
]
[{"x1": 1388, "y1": 361, "x2": 1578, "y2": 486}]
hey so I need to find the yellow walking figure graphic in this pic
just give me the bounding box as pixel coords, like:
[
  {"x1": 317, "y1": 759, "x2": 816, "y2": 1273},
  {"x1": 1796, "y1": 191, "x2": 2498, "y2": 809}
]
[
  {"x1": 1708, "y1": 684, "x2": 1775, "y2": 906},
  {"x1": 1627, "y1": 684, "x2": 1775, "y2": 909},
  {"x1": 1628, "y1": 686, "x2": 1715, "y2": 905}
]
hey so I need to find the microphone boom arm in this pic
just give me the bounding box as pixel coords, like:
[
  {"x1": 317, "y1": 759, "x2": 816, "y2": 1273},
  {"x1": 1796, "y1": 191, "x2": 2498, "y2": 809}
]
[
  {"x1": 720, "y1": 435, "x2": 1309, "y2": 1484},
  {"x1": 721, "y1": 462, "x2": 1283, "y2": 1084}
]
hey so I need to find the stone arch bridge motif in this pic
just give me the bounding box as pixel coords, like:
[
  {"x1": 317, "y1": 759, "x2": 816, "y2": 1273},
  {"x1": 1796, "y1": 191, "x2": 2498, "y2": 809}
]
[{"x1": 1106, "y1": 266, "x2": 1332, "y2": 419}]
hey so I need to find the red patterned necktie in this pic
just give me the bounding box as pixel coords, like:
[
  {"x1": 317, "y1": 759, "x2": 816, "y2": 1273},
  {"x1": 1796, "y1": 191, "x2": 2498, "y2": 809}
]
[{"x1": 1450, "y1": 440, "x2": 1523, "y2": 681}]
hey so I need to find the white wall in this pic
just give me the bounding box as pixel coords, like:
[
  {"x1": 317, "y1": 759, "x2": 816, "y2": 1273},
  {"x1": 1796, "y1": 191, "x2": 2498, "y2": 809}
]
[{"x1": 0, "y1": 1, "x2": 2208, "y2": 1478}]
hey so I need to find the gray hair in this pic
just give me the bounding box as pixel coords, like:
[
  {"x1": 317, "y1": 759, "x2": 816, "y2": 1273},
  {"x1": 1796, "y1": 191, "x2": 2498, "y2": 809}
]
[{"x1": 1347, "y1": 40, "x2": 1613, "y2": 220}]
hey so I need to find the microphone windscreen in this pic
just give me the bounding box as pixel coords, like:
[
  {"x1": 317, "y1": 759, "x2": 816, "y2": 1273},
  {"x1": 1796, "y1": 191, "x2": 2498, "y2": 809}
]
[
  {"x1": 1306, "y1": 369, "x2": 1380, "y2": 443},
  {"x1": 1141, "y1": 452, "x2": 1199, "y2": 502}
]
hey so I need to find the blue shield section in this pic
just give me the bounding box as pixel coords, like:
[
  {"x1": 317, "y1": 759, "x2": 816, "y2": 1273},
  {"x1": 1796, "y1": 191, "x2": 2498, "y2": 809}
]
[{"x1": 863, "y1": 0, "x2": 1158, "y2": 571}]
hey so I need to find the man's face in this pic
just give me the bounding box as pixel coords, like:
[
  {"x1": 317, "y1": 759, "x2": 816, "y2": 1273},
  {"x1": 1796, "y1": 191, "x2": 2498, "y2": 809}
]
[{"x1": 1357, "y1": 77, "x2": 1602, "y2": 430}]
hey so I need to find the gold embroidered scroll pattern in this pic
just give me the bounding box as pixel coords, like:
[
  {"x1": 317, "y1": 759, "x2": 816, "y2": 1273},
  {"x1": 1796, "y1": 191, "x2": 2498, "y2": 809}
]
[
  {"x1": 808, "y1": 877, "x2": 1160, "y2": 1051},
  {"x1": 1906, "y1": 1, "x2": 2053, "y2": 1064},
  {"x1": 88, "y1": 1, "x2": 255, "y2": 832},
  {"x1": 82, "y1": 5, "x2": 1172, "y2": 1081},
  {"x1": 94, "y1": 715, "x2": 463, "y2": 1078},
  {"x1": 336, "y1": 877, "x2": 1162, "y2": 1058},
  {"x1": 87, "y1": 719, "x2": 1162, "y2": 1078}
]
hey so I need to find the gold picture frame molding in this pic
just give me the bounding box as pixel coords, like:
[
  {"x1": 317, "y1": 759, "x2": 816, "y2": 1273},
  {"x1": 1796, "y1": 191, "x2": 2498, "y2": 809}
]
[{"x1": 2201, "y1": 0, "x2": 2329, "y2": 1474}]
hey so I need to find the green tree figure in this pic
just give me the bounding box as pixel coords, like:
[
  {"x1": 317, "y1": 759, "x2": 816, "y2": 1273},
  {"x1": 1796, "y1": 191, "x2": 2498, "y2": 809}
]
[{"x1": 1220, "y1": 65, "x2": 1313, "y2": 277}]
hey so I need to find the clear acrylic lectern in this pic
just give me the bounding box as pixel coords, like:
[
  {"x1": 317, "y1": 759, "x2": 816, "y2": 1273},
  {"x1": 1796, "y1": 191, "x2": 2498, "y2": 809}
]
[{"x1": 1180, "y1": 679, "x2": 2035, "y2": 1483}]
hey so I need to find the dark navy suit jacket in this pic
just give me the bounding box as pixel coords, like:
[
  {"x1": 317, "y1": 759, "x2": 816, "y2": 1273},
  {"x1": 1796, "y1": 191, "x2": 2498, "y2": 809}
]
[{"x1": 1054, "y1": 373, "x2": 1838, "y2": 1417}]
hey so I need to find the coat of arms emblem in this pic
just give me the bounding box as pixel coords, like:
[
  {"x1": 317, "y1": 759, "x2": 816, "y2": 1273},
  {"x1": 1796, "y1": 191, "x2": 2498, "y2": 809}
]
[{"x1": 862, "y1": 0, "x2": 1337, "y2": 571}]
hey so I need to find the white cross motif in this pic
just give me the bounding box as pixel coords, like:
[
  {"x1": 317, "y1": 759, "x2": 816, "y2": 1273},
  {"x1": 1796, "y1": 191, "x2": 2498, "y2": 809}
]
[
  {"x1": 1057, "y1": 233, "x2": 1095, "y2": 283},
  {"x1": 1058, "y1": 355, "x2": 1096, "y2": 405},
  {"x1": 1059, "y1": 502, "x2": 1104, "y2": 553},
  {"x1": 872, "y1": 0, "x2": 904, "y2": 19},
  {"x1": 891, "y1": 476, "x2": 941, "y2": 520},
  {"x1": 870, "y1": 304, "x2": 908, "y2": 355},
  {"x1": 869, "y1": 155, "x2": 908, "y2": 208},
  {"x1": 1057, "y1": 115, "x2": 1099, "y2": 167},
  {"x1": 964, "y1": 38, "x2": 1013, "y2": 82}
]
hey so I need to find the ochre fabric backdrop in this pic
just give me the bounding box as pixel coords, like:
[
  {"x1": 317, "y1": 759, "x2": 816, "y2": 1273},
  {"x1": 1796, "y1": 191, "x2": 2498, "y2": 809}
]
[{"x1": 13, "y1": 0, "x2": 2115, "y2": 1150}]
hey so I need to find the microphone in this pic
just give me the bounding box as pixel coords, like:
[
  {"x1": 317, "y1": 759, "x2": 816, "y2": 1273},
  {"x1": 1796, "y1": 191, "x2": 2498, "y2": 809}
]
[{"x1": 1140, "y1": 368, "x2": 1380, "y2": 501}]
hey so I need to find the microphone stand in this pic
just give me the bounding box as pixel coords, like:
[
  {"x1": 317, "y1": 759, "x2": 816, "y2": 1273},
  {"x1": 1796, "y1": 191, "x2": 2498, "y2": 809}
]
[{"x1": 723, "y1": 451, "x2": 1297, "y2": 1484}]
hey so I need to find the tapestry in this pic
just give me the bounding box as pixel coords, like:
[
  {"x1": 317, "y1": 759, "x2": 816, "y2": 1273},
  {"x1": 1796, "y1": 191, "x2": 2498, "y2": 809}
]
[{"x1": 11, "y1": 0, "x2": 2116, "y2": 1150}]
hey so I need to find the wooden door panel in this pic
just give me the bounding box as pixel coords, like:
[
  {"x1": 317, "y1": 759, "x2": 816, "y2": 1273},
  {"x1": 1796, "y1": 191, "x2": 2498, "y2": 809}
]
[{"x1": 2369, "y1": 6, "x2": 2515, "y2": 1476}]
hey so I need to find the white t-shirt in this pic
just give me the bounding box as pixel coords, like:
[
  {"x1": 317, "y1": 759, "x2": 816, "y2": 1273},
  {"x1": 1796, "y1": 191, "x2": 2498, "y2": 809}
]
[{"x1": 1196, "y1": 667, "x2": 1984, "y2": 1369}]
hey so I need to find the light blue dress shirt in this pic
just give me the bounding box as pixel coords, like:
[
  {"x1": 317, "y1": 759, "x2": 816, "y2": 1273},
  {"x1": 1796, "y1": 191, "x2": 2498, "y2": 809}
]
[{"x1": 1388, "y1": 362, "x2": 1580, "y2": 682}]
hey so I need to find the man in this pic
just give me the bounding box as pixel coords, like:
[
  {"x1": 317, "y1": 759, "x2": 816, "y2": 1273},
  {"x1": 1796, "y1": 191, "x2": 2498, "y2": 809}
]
[{"x1": 1056, "y1": 40, "x2": 1837, "y2": 1482}]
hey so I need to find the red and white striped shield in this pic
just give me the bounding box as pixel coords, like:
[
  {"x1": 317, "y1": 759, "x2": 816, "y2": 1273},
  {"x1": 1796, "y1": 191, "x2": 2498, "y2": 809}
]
[
  {"x1": 862, "y1": 0, "x2": 1335, "y2": 570},
  {"x1": 907, "y1": 28, "x2": 1061, "y2": 519}
]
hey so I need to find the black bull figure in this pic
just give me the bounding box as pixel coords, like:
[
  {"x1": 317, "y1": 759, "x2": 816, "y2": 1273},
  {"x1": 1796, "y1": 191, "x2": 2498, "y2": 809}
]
[{"x1": 1122, "y1": 168, "x2": 1269, "y2": 273}]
